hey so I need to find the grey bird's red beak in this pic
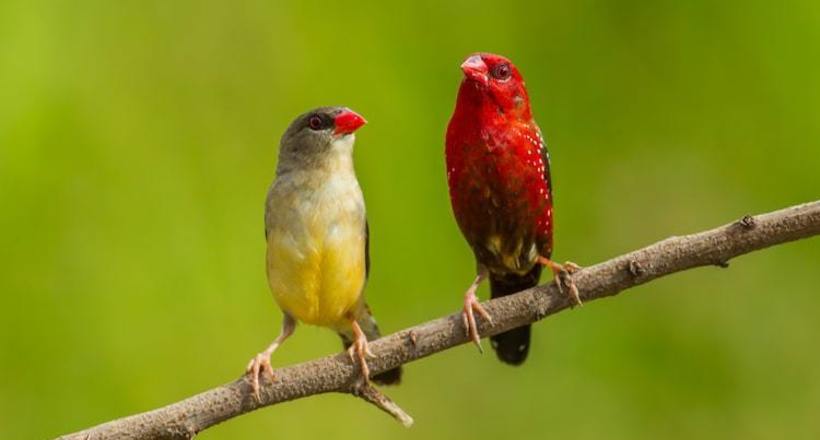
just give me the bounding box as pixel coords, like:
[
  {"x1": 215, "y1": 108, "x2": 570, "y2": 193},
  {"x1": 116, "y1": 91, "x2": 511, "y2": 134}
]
[
  {"x1": 334, "y1": 109, "x2": 367, "y2": 135},
  {"x1": 461, "y1": 54, "x2": 489, "y2": 86}
]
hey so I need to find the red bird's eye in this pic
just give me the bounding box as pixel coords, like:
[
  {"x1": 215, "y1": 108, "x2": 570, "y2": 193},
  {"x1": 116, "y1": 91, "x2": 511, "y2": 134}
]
[
  {"x1": 491, "y1": 63, "x2": 512, "y2": 80},
  {"x1": 308, "y1": 115, "x2": 323, "y2": 130}
]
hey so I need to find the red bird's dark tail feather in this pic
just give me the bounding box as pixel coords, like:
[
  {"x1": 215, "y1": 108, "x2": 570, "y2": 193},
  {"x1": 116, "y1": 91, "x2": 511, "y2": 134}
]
[
  {"x1": 489, "y1": 265, "x2": 543, "y2": 365},
  {"x1": 338, "y1": 307, "x2": 402, "y2": 385}
]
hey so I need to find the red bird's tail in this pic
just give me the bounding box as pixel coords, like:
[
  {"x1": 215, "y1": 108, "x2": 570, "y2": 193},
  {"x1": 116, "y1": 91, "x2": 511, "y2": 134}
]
[{"x1": 489, "y1": 265, "x2": 543, "y2": 365}]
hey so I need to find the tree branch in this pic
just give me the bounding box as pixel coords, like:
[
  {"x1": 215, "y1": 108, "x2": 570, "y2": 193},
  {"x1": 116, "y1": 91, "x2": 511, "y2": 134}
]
[{"x1": 57, "y1": 201, "x2": 820, "y2": 440}]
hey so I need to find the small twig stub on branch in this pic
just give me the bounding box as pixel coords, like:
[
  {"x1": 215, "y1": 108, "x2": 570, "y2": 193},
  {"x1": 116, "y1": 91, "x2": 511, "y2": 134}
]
[{"x1": 351, "y1": 382, "x2": 414, "y2": 427}]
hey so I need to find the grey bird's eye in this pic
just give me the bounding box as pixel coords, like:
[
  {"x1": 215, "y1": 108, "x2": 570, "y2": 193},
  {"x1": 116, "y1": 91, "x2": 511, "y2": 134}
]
[
  {"x1": 491, "y1": 63, "x2": 511, "y2": 80},
  {"x1": 308, "y1": 115, "x2": 323, "y2": 130}
]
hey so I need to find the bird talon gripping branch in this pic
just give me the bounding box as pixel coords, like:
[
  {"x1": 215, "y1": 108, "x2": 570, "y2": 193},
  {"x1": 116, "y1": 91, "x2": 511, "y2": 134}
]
[
  {"x1": 347, "y1": 318, "x2": 376, "y2": 382},
  {"x1": 563, "y1": 261, "x2": 582, "y2": 273},
  {"x1": 460, "y1": 271, "x2": 491, "y2": 352},
  {"x1": 246, "y1": 358, "x2": 271, "y2": 401},
  {"x1": 538, "y1": 256, "x2": 583, "y2": 307},
  {"x1": 562, "y1": 273, "x2": 583, "y2": 307},
  {"x1": 347, "y1": 344, "x2": 371, "y2": 381},
  {"x1": 463, "y1": 300, "x2": 486, "y2": 353}
]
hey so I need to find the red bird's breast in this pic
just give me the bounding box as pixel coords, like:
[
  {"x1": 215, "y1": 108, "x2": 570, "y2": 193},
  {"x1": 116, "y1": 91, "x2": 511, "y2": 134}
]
[{"x1": 446, "y1": 84, "x2": 553, "y2": 275}]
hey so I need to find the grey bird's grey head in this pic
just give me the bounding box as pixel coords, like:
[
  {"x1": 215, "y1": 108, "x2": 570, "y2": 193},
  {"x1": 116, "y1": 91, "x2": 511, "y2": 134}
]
[{"x1": 276, "y1": 106, "x2": 367, "y2": 175}]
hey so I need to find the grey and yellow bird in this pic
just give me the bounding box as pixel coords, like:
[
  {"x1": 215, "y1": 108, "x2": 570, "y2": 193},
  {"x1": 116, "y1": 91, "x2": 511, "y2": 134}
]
[{"x1": 246, "y1": 107, "x2": 401, "y2": 397}]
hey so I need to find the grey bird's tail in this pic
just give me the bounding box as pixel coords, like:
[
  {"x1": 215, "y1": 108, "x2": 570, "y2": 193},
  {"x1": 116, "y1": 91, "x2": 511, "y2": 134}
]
[
  {"x1": 489, "y1": 264, "x2": 543, "y2": 365},
  {"x1": 338, "y1": 306, "x2": 402, "y2": 385}
]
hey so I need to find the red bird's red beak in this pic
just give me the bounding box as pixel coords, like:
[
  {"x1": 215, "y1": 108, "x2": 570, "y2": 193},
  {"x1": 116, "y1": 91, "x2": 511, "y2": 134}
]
[
  {"x1": 334, "y1": 109, "x2": 367, "y2": 135},
  {"x1": 461, "y1": 54, "x2": 489, "y2": 85}
]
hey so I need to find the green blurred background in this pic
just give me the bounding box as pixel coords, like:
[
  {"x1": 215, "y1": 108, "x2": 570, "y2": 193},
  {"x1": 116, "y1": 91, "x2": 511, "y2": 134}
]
[{"x1": 1, "y1": 1, "x2": 819, "y2": 438}]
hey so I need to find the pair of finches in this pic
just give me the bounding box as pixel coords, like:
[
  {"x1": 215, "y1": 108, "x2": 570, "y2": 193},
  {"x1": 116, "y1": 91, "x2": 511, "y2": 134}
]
[{"x1": 246, "y1": 52, "x2": 580, "y2": 399}]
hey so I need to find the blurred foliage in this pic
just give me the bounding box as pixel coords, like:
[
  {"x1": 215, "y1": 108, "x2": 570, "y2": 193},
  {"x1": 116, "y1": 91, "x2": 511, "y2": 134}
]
[{"x1": 1, "y1": 1, "x2": 819, "y2": 438}]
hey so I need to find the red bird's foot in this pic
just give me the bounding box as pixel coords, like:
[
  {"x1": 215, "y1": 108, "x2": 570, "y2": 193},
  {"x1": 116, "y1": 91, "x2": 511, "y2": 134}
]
[
  {"x1": 347, "y1": 320, "x2": 375, "y2": 383},
  {"x1": 245, "y1": 314, "x2": 296, "y2": 401},
  {"x1": 539, "y1": 257, "x2": 583, "y2": 307},
  {"x1": 461, "y1": 272, "x2": 492, "y2": 353}
]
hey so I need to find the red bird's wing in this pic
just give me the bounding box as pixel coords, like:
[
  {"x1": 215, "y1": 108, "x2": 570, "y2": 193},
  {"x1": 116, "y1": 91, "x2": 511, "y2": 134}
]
[
  {"x1": 521, "y1": 122, "x2": 554, "y2": 258},
  {"x1": 535, "y1": 126, "x2": 552, "y2": 201}
]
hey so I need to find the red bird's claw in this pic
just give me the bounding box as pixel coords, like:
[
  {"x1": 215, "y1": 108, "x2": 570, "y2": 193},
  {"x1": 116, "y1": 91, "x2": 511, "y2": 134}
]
[
  {"x1": 562, "y1": 261, "x2": 583, "y2": 306},
  {"x1": 569, "y1": 282, "x2": 582, "y2": 307},
  {"x1": 462, "y1": 295, "x2": 492, "y2": 353},
  {"x1": 474, "y1": 301, "x2": 492, "y2": 323},
  {"x1": 539, "y1": 257, "x2": 583, "y2": 306},
  {"x1": 462, "y1": 307, "x2": 482, "y2": 353},
  {"x1": 557, "y1": 270, "x2": 583, "y2": 307},
  {"x1": 564, "y1": 261, "x2": 582, "y2": 273},
  {"x1": 553, "y1": 276, "x2": 565, "y2": 296}
]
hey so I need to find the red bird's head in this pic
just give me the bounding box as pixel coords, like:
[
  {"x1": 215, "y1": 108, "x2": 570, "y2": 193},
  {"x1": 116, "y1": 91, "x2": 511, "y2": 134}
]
[{"x1": 457, "y1": 53, "x2": 532, "y2": 120}]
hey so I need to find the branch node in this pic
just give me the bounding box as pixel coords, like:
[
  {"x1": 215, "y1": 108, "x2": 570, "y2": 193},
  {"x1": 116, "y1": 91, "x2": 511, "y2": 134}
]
[
  {"x1": 407, "y1": 330, "x2": 418, "y2": 347},
  {"x1": 738, "y1": 214, "x2": 756, "y2": 229},
  {"x1": 350, "y1": 381, "x2": 414, "y2": 428},
  {"x1": 627, "y1": 260, "x2": 645, "y2": 277}
]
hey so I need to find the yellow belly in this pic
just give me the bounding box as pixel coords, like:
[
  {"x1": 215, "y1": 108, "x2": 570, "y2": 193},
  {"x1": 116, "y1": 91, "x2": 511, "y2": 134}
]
[{"x1": 266, "y1": 222, "x2": 365, "y2": 328}]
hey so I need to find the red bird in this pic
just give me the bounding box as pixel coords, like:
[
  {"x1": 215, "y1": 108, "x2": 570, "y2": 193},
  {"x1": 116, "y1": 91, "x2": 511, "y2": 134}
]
[{"x1": 445, "y1": 53, "x2": 580, "y2": 364}]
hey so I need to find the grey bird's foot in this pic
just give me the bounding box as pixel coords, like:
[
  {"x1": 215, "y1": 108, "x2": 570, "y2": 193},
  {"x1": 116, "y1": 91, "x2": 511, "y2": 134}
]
[
  {"x1": 348, "y1": 319, "x2": 376, "y2": 383},
  {"x1": 245, "y1": 351, "x2": 275, "y2": 401}
]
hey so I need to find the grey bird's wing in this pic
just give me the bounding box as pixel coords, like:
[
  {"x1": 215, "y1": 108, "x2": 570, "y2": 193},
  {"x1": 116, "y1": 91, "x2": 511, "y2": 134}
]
[{"x1": 365, "y1": 219, "x2": 371, "y2": 279}]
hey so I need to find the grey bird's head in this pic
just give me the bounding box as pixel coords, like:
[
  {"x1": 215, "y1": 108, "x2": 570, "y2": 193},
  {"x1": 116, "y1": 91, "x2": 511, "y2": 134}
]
[{"x1": 276, "y1": 106, "x2": 367, "y2": 175}]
